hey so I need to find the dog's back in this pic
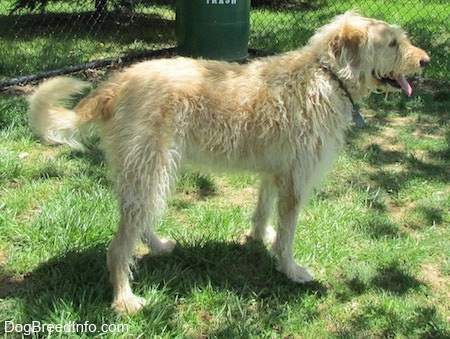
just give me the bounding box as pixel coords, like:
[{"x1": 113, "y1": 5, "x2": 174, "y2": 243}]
[{"x1": 27, "y1": 11, "x2": 430, "y2": 314}]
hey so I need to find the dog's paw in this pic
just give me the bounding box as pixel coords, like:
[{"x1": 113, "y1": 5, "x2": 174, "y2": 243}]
[
  {"x1": 112, "y1": 294, "x2": 147, "y2": 315},
  {"x1": 242, "y1": 225, "x2": 277, "y2": 244},
  {"x1": 264, "y1": 225, "x2": 277, "y2": 244},
  {"x1": 278, "y1": 262, "x2": 314, "y2": 284},
  {"x1": 152, "y1": 238, "x2": 176, "y2": 255}
]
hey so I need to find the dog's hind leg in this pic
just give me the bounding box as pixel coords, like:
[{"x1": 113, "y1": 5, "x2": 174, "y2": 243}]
[
  {"x1": 107, "y1": 215, "x2": 147, "y2": 314},
  {"x1": 140, "y1": 148, "x2": 179, "y2": 254},
  {"x1": 107, "y1": 148, "x2": 178, "y2": 314},
  {"x1": 272, "y1": 177, "x2": 314, "y2": 284},
  {"x1": 142, "y1": 228, "x2": 176, "y2": 255},
  {"x1": 246, "y1": 174, "x2": 277, "y2": 243}
]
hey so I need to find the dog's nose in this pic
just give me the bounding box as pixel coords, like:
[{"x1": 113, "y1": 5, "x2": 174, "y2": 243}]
[{"x1": 419, "y1": 54, "x2": 431, "y2": 67}]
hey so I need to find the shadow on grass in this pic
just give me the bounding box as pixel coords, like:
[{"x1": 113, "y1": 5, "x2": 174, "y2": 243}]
[
  {"x1": 335, "y1": 304, "x2": 449, "y2": 339},
  {"x1": 138, "y1": 239, "x2": 327, "y2": 299},
  {"x1": 347, "y1": 130, "x2": 449, "y2": 192},
  {"x1": 360, "y1": 217, "x2": 406, "y2": 240},
  {"x1": 337, "y1": 261, "x2": 426, "y2": 302},
  {"x1": 4, "y1": 242, "x2": 449, "y2": 337},
  {"x1": 334, "y1": 262, "x2": 450, "y2": 338},
  {"x1": 2, "y1": 239, "x2": 326, "y2": 324},
  {"x1": 0, "y1": 12, "x2": 175, "y2": 44},
  {"x1": 370, "y1": 264, "x2": 424, "y2": 295},
  {"x1": 341, "y1": 89, "x2": 449, "y2": 236},
  {"x1": 0, "y1": 245, "x2": 112, "y2": 321},
  {"x1": 0, "y1": 10, "x2": 176, "y2": 78}
]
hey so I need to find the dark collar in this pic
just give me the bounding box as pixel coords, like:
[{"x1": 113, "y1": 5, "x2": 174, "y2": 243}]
[
  {"x1": 322, "y1": 66, "x2": 365, "y2": 128},
  {"x1": 321, "y1": 66, "x2": 355, "y2": 107}
]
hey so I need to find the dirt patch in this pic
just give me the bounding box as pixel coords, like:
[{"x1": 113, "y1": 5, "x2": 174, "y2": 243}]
[
  {"x1": 0, "y1": 84, "x2": 34, "y2": 95},
  {"x1": 0, "y1": 248, "x2": 28, "y2": 298},
  {"x1": 16, "y1": 147, "x2": 62, "y2": 165},
  {"x1": 410, "y1": 77, "x2": 450, "y2": 94},
  {"x1": 365, "y1": 116, "x2": 410, "y2": 146},
  {"x1": 385, "y1": 200, "x2": 410, "y2": 226},
  {"x1": 421, "y1": 264, "x2": 450, "y2": 296},
  {"x1": 0, "y1": 247, "x2": 9, "y2": 267},
  {"x1": 421, "y1": 264, "x2": 450, "y2": 322},
  {"x1": 227, "y1": 187, "x2": 258, "y2": 207}
]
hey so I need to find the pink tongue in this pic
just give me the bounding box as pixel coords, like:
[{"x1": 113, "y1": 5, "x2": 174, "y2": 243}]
[{"x1": 395, "y1": 75, "x2": 413, "y2": 97}]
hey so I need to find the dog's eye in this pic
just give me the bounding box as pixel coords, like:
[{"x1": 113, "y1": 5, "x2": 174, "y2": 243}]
[{"x1": 389, "y1": 38, "x2": 397, "y2": 47}]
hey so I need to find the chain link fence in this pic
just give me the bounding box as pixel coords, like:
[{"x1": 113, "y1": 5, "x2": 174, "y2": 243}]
[{"x1": 0, "y1": 0, "x2": 448, "y2": 87}]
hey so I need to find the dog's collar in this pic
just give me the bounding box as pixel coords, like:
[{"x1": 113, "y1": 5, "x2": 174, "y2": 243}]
[
  {"x1": 322, "y1": 66, "x2": 365, "y2": 128},
  {"x1": 322, "y1": 66, "x2": 355, "y2": 106}
]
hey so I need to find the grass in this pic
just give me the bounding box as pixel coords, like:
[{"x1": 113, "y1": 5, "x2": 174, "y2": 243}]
[
  {"x1": 1, "y1": 1, "x2": 449, "y2": 338},
  {"x1": 1, "y1": 82, "x2": 449, "y2": 338},
  {"x1": 250, "y1": 0, "x2": 449, "y2": 80},
  {"x1": 0, "y1": 0, "x2": 449, "y2": 80},
  {"x1": 0, "y1": 1, "x2": 177, "y2": 80}
]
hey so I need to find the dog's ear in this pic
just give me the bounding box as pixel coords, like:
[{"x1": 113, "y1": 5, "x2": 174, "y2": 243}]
[{"x1": 331, "y1": 24, "x2": 368, "y2": 80}]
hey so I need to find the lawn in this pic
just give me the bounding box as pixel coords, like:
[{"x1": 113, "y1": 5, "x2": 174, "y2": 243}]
[
  {"x1": 1, "y1": 1, "x2": 449, "y2": 338},
  {"x1": 1, "y1": 75, "x2": 449, "y2": 339},
  {"x1": 0, "y1": 0, "x2": 449, "y2": 81}
]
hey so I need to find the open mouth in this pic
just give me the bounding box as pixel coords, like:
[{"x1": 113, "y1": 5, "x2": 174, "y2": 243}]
[{"x1": 374, "y1": 71, "x2": 413, "y2": 97}]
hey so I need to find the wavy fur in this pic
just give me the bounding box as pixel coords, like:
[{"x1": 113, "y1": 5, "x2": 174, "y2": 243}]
[{"x1": 28, "y1": 11, "x2": 429, "y2": 314}]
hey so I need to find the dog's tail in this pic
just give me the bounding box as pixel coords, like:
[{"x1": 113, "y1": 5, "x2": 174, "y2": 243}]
[{"x1": 28, "y1": 77, "x2": 115, "y2": 151}]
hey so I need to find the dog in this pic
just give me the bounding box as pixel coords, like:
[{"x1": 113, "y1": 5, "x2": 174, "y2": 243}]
[{"x1": 28, "y1": 11, "x2": 430, "y2": 314}]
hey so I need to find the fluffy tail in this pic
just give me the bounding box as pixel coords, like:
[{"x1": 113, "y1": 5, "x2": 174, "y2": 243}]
[{"x1": 28, "y1": 77, "x2": 111, "y2": 151}]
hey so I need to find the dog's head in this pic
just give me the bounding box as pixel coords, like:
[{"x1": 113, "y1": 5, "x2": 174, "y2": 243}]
[{"x1": 314, "y1": 11, "x2": 430, "y2": 98}]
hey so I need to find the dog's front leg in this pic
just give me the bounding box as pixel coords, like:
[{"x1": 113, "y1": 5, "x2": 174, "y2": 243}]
[
  {"x1": 272, "y1": 179, "x2": 314, "y2": 284},
  {"x1": 246, "y1": 174, "x2": 278, "y2": 243}
]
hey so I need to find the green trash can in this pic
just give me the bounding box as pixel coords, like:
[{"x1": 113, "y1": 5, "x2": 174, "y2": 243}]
[{"x1": 176, "y1": 0, "x2": 250, "y2": 61}]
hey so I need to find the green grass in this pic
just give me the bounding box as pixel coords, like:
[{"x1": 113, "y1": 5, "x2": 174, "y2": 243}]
[
  {"x1": 0, "y1": 0, "x2": 449, "y2": 80},
  {"x1": 1, "y1": 81, "x2": 449, "y2": 338},
  {"x1": 1, "y1": 1, "x2": 449, "y2": 337},
  {"x1": 250, "y1": 0, "x2": 449, "y2": 80},
  {"x1": 0, "y1": 1, "x2": 177, "y2": 80}
]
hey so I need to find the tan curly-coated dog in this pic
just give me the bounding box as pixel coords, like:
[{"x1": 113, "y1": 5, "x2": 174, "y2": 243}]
[{"x1": 29, "y1": 11, "x2": 429, "y2": 314}]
